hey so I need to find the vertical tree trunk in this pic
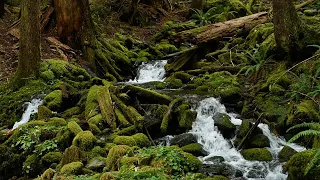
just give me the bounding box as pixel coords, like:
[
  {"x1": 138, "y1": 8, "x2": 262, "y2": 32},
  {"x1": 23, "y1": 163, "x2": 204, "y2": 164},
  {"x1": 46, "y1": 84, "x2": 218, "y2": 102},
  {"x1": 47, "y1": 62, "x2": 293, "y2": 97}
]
[
  {"x1": 11, "y1": 0, "x2": 41, "y2": 88},
  {"x1": 0, "y1": 0, "x2": 4, "y2": 18},
  {"x1": 273, "y1": 0, "x2": 302, "y2": 60}
]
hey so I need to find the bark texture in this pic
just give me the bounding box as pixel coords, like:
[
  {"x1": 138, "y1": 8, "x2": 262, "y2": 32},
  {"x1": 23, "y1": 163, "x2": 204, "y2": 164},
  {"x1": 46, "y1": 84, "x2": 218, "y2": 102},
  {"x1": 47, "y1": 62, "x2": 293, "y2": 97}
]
[
  {"x1": 273, "y1": 0, "x2": 302, "y2": 59},
  {"x1": 11, "y1": 0, "x2": 41, "y2": 88}
]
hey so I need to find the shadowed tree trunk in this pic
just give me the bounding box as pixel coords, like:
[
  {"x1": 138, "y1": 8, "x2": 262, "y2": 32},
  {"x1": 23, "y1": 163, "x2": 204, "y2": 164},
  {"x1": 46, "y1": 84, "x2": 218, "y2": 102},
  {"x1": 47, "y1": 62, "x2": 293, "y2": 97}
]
[
  {"x1": 0, "y1": 0, "x2": 4, "y2": 18},
  {"x1": 11, "y1": 0, "x2": 41, "y2": 88},
  {"x1": 54, "y1": 0, "x2": 124, "y2": 80},
  {"x1": 273, "y1": 0, "x2": 303, "y2": 60}
]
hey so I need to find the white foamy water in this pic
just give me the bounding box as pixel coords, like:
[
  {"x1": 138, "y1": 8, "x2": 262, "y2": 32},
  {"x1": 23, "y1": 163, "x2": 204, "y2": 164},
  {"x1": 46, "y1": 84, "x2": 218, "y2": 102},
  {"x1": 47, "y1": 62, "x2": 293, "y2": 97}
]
[
  {"x1": 12, "y1": 98, "x2": 43, "y2": 130},
  {"x1": 128, "y1": 60, "x2": 167, "y2": 83},
  {"x1": 190, "y1": 97, "x2": 305, "y2": 180}
]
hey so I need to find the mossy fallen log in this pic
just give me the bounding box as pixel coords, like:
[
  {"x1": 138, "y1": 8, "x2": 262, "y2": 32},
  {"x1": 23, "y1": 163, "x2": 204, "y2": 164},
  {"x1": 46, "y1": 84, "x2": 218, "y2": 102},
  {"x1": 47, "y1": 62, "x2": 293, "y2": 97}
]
[
  {"x1": 123, "y1": 84, "x2": 172, "y2": 105},
  {"x1": 97, "y1": 85, "x2": 116, "y2": 130},
  {"x1": 160, "y1": 98, "x2": 184, "y2": 134}
]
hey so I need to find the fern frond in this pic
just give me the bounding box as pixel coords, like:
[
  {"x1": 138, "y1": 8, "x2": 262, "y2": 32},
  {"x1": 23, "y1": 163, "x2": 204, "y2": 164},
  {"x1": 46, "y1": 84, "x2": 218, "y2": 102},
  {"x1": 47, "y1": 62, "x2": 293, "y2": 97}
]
[
  {"x1": 304, "y1": 149, "x2": 320, "y2": 176},
  {"x1": 287, "y1": 123, "x2": 320, "y2": 133},
  {"x1": 307, "y1": 45, "x2": 320, "y2": 49},
  {"x1": 288, "y1": 130, "x2": 320, "y2": 143}
]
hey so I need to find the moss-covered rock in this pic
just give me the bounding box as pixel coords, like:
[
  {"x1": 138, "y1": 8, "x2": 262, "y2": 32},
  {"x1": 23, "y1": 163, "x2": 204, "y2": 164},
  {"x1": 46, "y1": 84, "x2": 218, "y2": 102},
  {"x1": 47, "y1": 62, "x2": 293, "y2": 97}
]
[
  {"x1": 23, "y1": 154, "x2": 41, "y2": 176},
  {"x1": 100, "y1": 172, "x2": 116, "y2": 180},
  {"x1": 183, "y1": 152, "x2": 202, "y2": 172},
  {"x1": 38, "y1": 105, "x2": 52, "y2": 120},
  {"x1": 63, "y1": 107, "x2": 81, "y2": 118},
  {"x1": 132, "y1": 133, "x2": 151, "y2": 148},
  {"x1": 283, "y1": 150, "x2": 320, "y2": 180},
  {"x1": 165, "y1": 77, "x2": 184, "y2": 89},
  {"x1": 60, "y1": 145, "x2": 82, "y2": 167},
  {"x1": 113, "y1": 136, "x2": 137, "y2": 147},
  {"x1": 86, "y1": 156, "x2": 106, "y2": 171},
  {"x1": 105, "y1": 145, "x2": 132, "y2": 171},
  {"x1": 44, "y1": 90, "x2": 63, "y2": 111},
  {"x1": 247, "y1": 134, "x2": 270, "y2": 148},
  {"x1": 170, "y1": 133, "x2": 198, "y2": 147},
  {"x1": 178, "y1": 109, "x2": 197, "y2": 130},
  {"x1": 72, "y1": 131, "x2": 97, "y2": 150},
  {"x1": 41, "y1": 152, "x2": 63, "y2": 168},
  {"x1": 155, "y1": 40, "x2": 178, "y2": 55},
  {"x1": 40, "y1": 70, "x2": 55, "y2": 81},
  {"x1": 67, "y1": 121, "x2": 83, "y2": 135},
  {"x1": 278, "y1": 146, "x2": 297, "y2": 163},
  {"x1": 181, "y1": 143, "x2": 207, "y2": 156},
  {"x1": 60, "y1": 161, "x2": 83, "y2": 175},
  {"x1": 214, "y1": 113, "x2": 236, "y2": 139},
  {"x1": 40, "y1": 168, "x2": 56, "y2": 180},
  {"x1": 241, "y1": 148, "x2": 272, "y2": 161}
]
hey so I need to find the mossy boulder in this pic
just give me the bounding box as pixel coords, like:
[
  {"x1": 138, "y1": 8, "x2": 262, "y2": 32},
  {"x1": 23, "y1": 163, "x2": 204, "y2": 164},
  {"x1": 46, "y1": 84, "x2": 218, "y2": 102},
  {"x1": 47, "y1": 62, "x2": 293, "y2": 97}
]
[
  {"x1": 100, "y1": 172, "x2": 116, "y2": 180},
  {"x1": 67, "y1": 121, "x2": 83, "y2": 135},
  {"x1": 214, "y1": 113, "x2": 236, "y2": 139},
  {"x1": 105, "y1": 145, "x2": 132, "y2": 171},
  {"x1": 72, "y1": 131, "x2": 97, "y2": 150},
  {"x1": 178, "y1": 109, "x2": 197, "y2": 130},
  {"x1": 247, "y1": 134, "x2": 270, "y2": 148},
  {"x1": 155, "y1": 40, "x2": 178, "y2": 55},
  {"x1": 44, "y1": 90, "x2": 63, "y2": 111},
  {"x1": 165, "y1": 77, "x2": 184, "y2": 89},
  {"x1": 60, "y1": 161, "x2": 83, "y2": 175},
  {"x1": 113, "y1": 136, "x2": 137, "y2": 147},
  {"x1": 60, "y1": 145, "x2": 82, "y2": 167},
  {"x1": 23, "y1": 154, "x2": 41, "y2": 176},
  {"x1": 40, "y1": 168, "x2": 56, "y2": 180},
  {"x1": 38, "y1": 105, "x2": 52, "y2": 120},
  {"x1": 41, "y1": 152, "x2": 63, "y2": 168},
  {"x1": 132, "y1": 133, "x2": 151, "y2": 148},
  {"x1": 283, "y1": 150, "x2": 320, "y2": 180},
  {"x1": 40, "y1": 70, "x2": 55, "y2": 81},
  {"x1": 278, "y1": 146, "x2": 297, "y2": 163},
  {"x1": 63, "y1": 107, "x2": 81, "y2": 118},
  {"x1": 241, "y1": 148, "x2": 272, "y2": 161},
  {"x1": 181, "y1": 143, "x2": 207, "y2": 156},
  {"x1": 86, "y1": 157, "x2": 106, "y2": 171}
]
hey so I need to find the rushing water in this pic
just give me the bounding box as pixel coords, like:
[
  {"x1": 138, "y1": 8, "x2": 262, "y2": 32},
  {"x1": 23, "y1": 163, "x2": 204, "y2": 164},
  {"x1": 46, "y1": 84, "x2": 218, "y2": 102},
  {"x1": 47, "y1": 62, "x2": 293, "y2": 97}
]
[
  {"x1": 190, "y1": 97, "x2": 305, "y2": 180},
  {"x1": 128, "y1": 60, "x2": 167, "y2": 83},
  {"x1": 12, "y1": 98, "x2": 43, "y2": 130}
]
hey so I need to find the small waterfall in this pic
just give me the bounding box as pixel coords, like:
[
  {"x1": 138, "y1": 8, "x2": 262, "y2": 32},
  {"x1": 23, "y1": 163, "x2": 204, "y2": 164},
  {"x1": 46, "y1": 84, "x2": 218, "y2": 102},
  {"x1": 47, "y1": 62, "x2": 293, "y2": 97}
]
[
  {"x1": 12, "y1": 98, "x2": 43, "y2": 130},
  {"x1": 190, "y1": 97, "x2": 304, "y2": 179},
  {"x1": 128, "y1": 60, "x2": 167, "y2": 83}
]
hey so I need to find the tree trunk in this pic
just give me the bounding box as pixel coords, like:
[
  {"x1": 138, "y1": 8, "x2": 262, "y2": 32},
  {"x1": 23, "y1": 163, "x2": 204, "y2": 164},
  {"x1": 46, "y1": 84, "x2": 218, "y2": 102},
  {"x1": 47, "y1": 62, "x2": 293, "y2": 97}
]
[
  {"x1": 11, "y1": 0, "x2": 41, "y2": 88},
  {"x1": 54, "y1": 0, "x2": 123, "y2": 80},
  {"x1": 0, "y1": 0, "x2": 4, "y2": 18},
  {"x1": 273, "y1": 0, "x2": 302, "y2": 60}
]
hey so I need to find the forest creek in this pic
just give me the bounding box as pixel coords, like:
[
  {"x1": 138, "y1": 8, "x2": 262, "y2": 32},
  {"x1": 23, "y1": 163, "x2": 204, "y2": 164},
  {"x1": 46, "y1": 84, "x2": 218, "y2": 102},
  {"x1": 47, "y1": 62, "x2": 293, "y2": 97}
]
[{"x1": 1, "y1": 0, "x2": 320, "y2": 180}]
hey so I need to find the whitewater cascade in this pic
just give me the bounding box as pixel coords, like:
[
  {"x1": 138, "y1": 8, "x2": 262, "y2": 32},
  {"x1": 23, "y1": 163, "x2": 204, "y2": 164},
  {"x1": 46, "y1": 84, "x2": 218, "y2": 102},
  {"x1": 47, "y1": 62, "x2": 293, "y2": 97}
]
[
  {"x1": 12, "y1": 98, "x2": 43, "y2": 130},
  {"x1": 128, "y1": 60, "x2": 167, "y2": 83},
  {"x1": 190, "y1": 97, "x2": 305, "y2": 180}
]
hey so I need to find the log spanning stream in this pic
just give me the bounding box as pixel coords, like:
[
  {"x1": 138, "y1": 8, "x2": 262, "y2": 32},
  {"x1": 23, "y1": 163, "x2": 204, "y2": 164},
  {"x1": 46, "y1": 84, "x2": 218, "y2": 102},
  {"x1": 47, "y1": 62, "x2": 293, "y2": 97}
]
[{"x1": 131, "y1": 60, "x2": 305, "y2": 179}]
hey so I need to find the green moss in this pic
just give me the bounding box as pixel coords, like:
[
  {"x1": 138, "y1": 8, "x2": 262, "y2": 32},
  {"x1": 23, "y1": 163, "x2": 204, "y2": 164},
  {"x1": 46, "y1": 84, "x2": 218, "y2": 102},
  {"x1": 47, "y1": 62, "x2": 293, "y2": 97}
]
[
  {"x1": 155, "y1": 40, "x2": 178, "y2": 55},
  {"x1": 85, "y1": 85, "x2": 101, "y2": 119},
  {"x1": 178, "y1": 110, "x2": 197, "y2": 130},
  {"x1": 283, "y1": 150, "x2": 320, "y2": 180},
  {"x1": 41, "y1": 152, "x2": 63, "y2": 167},
  {"x1": 60, "y1": 162, "x2": 83, "y2": 175},
  {"x1": 182, "y1": 152, "x2": 202, "y2": 172},
  {"x1": 165, "y1": 77, "x2": 183, "y2": 89},
  {"x1": 63, "y1": 107, "x2": 81, "y2": 119},
  {"x1": 248, "y1": 134, "x2": 270, "y2": 148},
  {"x1": 60, "y1": 145, "x2": 82, "y2": 167},
  {"x1": 278, "y1": 146, "x2": 297, "y2": 163},
  {"x1": 132, "y1": 133, "x2": 151, "y2": 148},
  {"x1": 23, "y1": 154, "x2": 40, "y2": 176},
  {"x1": 120, "y1": 156, "x2": 139, "y2": 168},
  {"x1": 40, "y1": 168, "x2": 56, "y2": 180},
  {"x1": 244, "y1": 23, "x2": 274, "y2": 50},
  {"x1": 105, "y1": 143, "x2": 116, "y2": 153},
  {"x1": 44, "y1": 90, "x2": 63, "y2": 111},
  {"x1": 181, "y1": 143, "x2": 205, "y2": 157},
  {"x1": 241, "y1": 148, "x2": 273, "y2": 161},
  {"x1": 115, "y1": 108, "x2": 131, "y2": 127},
  {"x1": 67, "y1": 121, "x2": 83, "y2": 135},
  {"x1": 48, "y1": 117, "x2": 67, "y2": 126},
  {"x1": 211, "y1": 175, "x2": 229, "y2": 180},
  {"x1": 115, "y1": 125, "x2": 137, "y2": 136},
  {"x1": 160, "y1": 98, "x2": 184, "y2": 134},
  {"x1": 127, "y1": 106, "x2": 144, "y2": 130},
  {"x1": 88, "y1": 114, "x2": 103, "y2": 126},
  {"x1": 40, "y1": 70, "x2": 55, "y2": 81},
  {"x1": 113, "y1": 136, "x2": 137, "y2": 147},
  {"x1": 72, "y1": 131, "x2": 97, "y2": 150},
  {"x1": 105, "y1": 145, "x2": 132, "y2": 171},
  {"x1": 38, "y1": 105, "x2": 52, "y2": 120}
]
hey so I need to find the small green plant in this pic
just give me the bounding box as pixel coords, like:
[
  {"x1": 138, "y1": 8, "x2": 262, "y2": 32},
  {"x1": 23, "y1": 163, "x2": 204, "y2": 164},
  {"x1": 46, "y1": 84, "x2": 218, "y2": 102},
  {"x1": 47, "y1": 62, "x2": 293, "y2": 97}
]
[
  {"x1": 13, "y1": 126, "x2": 41, "y2": 152},
  {"x1": 287, "y1": 122, "x2": 320, "y2": 175},
  {"x1": 34, "y1": 140, "x2": 58, "y2": 155},
  {"x1": 191, "y1": 7, "x2": 218, "y2": 26}
]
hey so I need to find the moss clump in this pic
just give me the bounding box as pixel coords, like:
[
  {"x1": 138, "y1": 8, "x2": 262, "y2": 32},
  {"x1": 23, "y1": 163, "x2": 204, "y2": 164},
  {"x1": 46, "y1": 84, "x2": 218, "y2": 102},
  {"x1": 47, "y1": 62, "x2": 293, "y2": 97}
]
[
  {"x1": 63, "y1": 107, "x2": 81, "y2": 118},
  {"x1": 72, "y1": 131, "x2": 97, "y2": 150},
  {"x1": 41, "y1": 168, "x2": 56, "y2": 180},
  {"x1": 178, "y1": 110, "x2": 197, "y2": 130},
  {"x1": 60, "y1": 145, "x2": 82, "y2": 167},
  {"x1": 160, "y1": 98, "x2": 184, "y2": 134},
  {"x1": 283, "y1": 150, "x2": 320, "y2": 180},
  {"x1": 60, "y1": 161, "x2": 83, "y2": 175},
  {"x1": 41, "y1": 152, "x2": 63, "y2": 168},
  {"x1": 181, "y1": 143, "x2": 206, "y2": 157},
  {"x1": 100, "y1": 172, "x2": 116, "y2": 180},
  {"x1": 85, "y1": 85, "x2": 101, "y2": 119},
  {"x1": 115, "y1": 108, "x2": 131, "y2": 127},
  {"x1": 155, "y1": 40, "x2": 178, "y2": 55},
  {"x1": 182, "y1": 152, "x2": 202, "y2": 172},
  {"x1": 115, "y1": 125, "x2": 137, "y2": 136},
  {"x1": 247, "y1": 134, "x2": 270, "y2": 148},
  {"x1": 132, "y1": 133, "x2": 151, "y2": 148},
  {"x1": 67, "y1": 121, "x2": 83, "y2": 135},
  {"x1": 105, "y1": 145, "x2": 132, "y2": 171},
  {"x1": 38, "y1": 105, "x2": 52, "y2": 120},
  {"x1": 40, "y1": 70, "x2": 55, "y2": 81},
  {"x1": 44, "y1": 90, "x2": 63, "y2": 111},
  {"x1": 113, "y1": 136, "x2": 137, "y2": 147},
  {"x1": 211, "y1": 175, "x2": 229, "y2": 180},
  {"x1": 214, "y1": 113, "x2": 236, "y2": 138},
  {"x1": 23, "y1": 154, "x2": 40, "y2": 176},
  {"x1": 241, "y1": 148, "x2": 272, "y2": 161},
  {"x1": 165, "y1": 77, "x2": 184, "y2": 89},
  {"x1": 278, "y1": 146, "x2": 297, "y2": 163}
]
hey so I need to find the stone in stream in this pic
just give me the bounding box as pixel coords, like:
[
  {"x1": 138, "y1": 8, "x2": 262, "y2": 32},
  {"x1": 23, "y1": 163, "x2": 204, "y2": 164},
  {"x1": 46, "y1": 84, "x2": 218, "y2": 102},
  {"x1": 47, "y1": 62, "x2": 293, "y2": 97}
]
[
  {"x1": 278, "y1": 145, "x2": 297, "y2": 162},
  {"x1": 214, "y1": 113, "x2": 236, "y2": 139},
  {"x1": 198, "y1": 163, "x2": 243, "y2": 178},
  {"x1": 170, "y1": 133, "x2": 198, "y2": 147}
]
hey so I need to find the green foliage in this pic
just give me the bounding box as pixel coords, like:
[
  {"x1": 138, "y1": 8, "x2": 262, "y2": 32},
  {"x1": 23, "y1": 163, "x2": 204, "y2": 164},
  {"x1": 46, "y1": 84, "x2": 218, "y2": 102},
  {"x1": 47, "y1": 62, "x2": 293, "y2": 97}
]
[
  {"x1": 13, "y1": 126, "x2": 41, "y2": 152},
  {"x1": 191, "y1": 6, "x2": 237, "y2": 26},
  {"x1": 305, "y1": 149, "x2": 320, "y2": 176},
  {"x1": 116, "y1": 166, "x2": 168, "y2": 180}
]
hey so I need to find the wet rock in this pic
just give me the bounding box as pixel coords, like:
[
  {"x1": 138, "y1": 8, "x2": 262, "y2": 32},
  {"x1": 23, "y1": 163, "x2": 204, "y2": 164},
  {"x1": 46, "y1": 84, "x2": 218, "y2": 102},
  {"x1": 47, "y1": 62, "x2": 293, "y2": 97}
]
[
  {"x1": 247, "y1": 134, "x2": 270, "y2": 148},
  {"x1": 214, "y1": 113, "x2": 236, "y2": 139},
  {"x1": 278, "y1": 146, "x2": 297, "y2": 162},
  {"x1": 198, "y1": 163, "x2": 242, "y2": 177},
  {"x1": 246, "y1": 165, "x2": 268, "y2": 178},
  {"x1": 241, "y1": 148, "x2": 273, "y2": 161},
  {"x1": 181, "y1": 143, "x2": 207, "y2": 157},
  {"x1": 170, "y1": 133, "x2": 198, "y2": 147},
  {"x1": 205, "y1": 156, "x2": 225, "y2": 163},
  {"x1": 86, "y1": 157, "x2": 106, "y2": 171}
]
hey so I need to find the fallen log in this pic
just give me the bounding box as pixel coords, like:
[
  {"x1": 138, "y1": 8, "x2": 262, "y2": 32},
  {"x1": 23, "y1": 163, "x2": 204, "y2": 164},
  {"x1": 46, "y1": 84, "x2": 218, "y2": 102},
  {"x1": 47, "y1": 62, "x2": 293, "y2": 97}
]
[
  {"x1": 295, "y1": 0, "x2": 317, "y2": 9},
  {"x1": 174, "y1": 12, "x2": 269, "y2": 45}
]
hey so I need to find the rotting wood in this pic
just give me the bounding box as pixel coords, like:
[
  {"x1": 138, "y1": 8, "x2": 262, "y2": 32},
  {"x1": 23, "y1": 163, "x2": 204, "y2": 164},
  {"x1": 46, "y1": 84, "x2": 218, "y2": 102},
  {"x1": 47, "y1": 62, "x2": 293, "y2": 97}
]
[
  {"x1": 295, "y1": 0, "x2": 317, "y2": 9},
  {"x1": 237, "y1": 114, "x2": 263, "y2": 150}
]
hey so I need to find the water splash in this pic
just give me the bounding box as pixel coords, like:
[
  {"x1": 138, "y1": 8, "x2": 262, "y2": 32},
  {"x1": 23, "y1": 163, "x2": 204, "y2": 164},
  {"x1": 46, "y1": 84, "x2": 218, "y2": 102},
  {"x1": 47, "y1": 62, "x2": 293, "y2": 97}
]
[
  {"x1": 128, "y1": 60, "x2": 167, "y2": 83},
  {"x1": 12, "y1": 98, "x2": 43, "y2": 130},
  {"x1": 190, "y1": 97, "x2": 305, "y2": 179}
]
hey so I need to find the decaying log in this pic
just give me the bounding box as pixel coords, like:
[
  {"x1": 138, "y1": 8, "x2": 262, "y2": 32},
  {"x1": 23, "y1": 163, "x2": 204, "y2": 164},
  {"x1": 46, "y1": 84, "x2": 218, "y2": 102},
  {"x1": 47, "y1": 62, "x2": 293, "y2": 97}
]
[
  {"x1": 295, "y1": 0, "x2": 317, "y2": 9},
  {"x1": 174, "y1": 12, "x2": 270, "y2": 45}
]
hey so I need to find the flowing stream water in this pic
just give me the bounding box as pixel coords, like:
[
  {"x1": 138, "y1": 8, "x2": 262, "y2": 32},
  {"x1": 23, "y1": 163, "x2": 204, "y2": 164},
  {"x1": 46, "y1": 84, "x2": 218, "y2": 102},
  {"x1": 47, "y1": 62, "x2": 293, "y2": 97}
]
[
  {"x1": 12, "y1": 98, "x2": 43, "y2": 130},
  {"x1": 190, "y1": 97, "x2": 305, "y2": 180},
  {"x1": 128, "y1": 60, "x2": 167, "y2": 83}
]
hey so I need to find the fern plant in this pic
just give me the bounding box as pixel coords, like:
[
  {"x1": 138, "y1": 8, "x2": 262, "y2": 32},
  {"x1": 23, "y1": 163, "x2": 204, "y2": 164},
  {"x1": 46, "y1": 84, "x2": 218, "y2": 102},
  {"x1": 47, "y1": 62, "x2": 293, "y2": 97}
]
[
  {"x1": 287, "y1": 122, "x2": 320, "y2": 175},
  {"x1": 190, "y1": 7, "x2": 218, "y2": 26}
]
